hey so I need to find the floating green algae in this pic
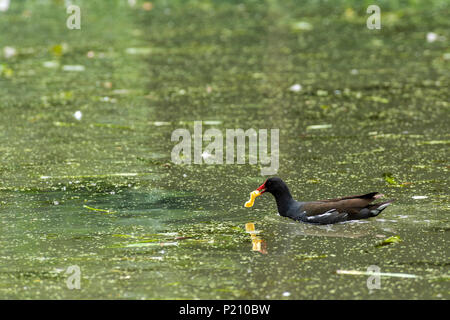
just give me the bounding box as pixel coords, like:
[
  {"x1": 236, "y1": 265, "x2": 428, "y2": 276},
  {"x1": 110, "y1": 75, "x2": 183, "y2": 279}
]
[
  {"x1": 375, "y1": 236, "x2": 402, "y2": 248},
  {"x1": 295, "y1": 254, "x2": 328, "y2": 261},
  {"x1": 83, "y1": 205, "x2": 116, "y2": 214}
]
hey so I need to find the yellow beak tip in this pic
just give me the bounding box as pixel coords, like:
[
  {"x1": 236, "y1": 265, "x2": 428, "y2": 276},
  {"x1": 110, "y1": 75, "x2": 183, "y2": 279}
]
[{"x1": 244, "y1": 190, "x2": 261, "y2": 208}]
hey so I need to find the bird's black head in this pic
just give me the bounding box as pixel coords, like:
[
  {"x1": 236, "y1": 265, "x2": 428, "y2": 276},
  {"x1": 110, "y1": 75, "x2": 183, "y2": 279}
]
[{"x1": 256, "y1": 177, "x2": 290, "y2": 195}]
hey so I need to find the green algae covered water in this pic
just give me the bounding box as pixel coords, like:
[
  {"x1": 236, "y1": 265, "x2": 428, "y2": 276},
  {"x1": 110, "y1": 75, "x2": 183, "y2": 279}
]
[{"x1": 0, "y1": 0, "x2": 448, "y2": 299}]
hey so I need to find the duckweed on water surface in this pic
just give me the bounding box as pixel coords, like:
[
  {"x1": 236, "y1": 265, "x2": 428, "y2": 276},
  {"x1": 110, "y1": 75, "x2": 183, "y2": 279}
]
[{"x1": 0, "y1": 0, "x2": 448, "y2": 299}]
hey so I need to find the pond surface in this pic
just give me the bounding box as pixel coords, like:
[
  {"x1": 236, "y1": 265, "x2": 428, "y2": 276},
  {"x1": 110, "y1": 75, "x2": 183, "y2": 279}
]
[{"x1": 0, "y1": 0, "x2": 448, "y2": 299}]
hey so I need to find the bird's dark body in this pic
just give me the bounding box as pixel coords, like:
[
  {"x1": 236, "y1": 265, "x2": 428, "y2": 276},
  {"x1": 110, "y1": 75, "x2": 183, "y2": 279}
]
[{"x1": 256, "y1": 178, "x2": 393, "y2": 225}]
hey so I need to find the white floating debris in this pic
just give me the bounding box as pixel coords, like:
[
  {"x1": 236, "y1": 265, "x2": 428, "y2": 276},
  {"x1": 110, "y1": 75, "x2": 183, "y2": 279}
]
[
  {"x1": 0, "y1": 0, "x2": 10, "y2": 12},
  {"x1": 203, "y1": 120, "x2": 222, "y2": 125},
  {"x1": 74, "y1": 110, "x2": 82, "y2": 121},
  {"x1": 292, "y1": 21, "x2": 313, "y2": 31},
  {"x1": 100, "y1": 96, "x2": 117, "y2": 103},
  {"x1": 160, "y1": 242, "x2": 179, "y2": 247},
  {"x1": 62, "y1": 65, "x2": 85, "y2": 72},
  {"x1": 306, "y1": 124, "x2": 332, "y2": 130},
  {"x1": 412, "y1": 196, "x2": 428, "y2": 200},
  {"x1": 350, "y1": 69, "x2": 359, "y2": 75},
  {"x1": 43, "y1": 61, "x2": 59, "y2": 68},
  {"x1": 337, "y1": 269, "x2": 419, "y2": 279},
  {"x1": 125, "y1": 47, "x2": 152, "y2": 55},
  {"x1": 289, "y1": 84, "x2": 302, "y2": 92},
  {"x1": 3, "y1": 46, "x2": 16, "y2": 59},
  {"x1": 153, "y1": 121, "x2": 170, "y2": 126},
  {"x1": 282, "y1": 292, "x2": 291, "y2": 297},
  {"x1": 426, "y1": 32, "x2": 438, "y2": 43}
]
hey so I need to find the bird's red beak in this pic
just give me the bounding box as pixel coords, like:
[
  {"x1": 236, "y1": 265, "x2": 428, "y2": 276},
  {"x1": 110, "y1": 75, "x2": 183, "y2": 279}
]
[{"x1": 256, "y1": 181, "x2": 266, "y2": 194}]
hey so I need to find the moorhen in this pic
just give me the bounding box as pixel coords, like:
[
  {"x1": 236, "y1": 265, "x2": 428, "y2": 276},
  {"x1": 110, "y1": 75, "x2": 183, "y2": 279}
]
[{"x1": 245, "y1": 177, "x2": 393, "y2": 224}]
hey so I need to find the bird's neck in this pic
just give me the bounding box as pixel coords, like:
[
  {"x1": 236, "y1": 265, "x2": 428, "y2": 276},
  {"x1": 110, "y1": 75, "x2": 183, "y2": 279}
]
[{"x1": 272, "y1": 189, "x2": 295, "y2": 217}]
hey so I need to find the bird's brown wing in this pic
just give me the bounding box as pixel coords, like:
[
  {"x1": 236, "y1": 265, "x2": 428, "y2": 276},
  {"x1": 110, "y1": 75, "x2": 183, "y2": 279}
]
[
  {"x1": 302, "y1": 192, "x2": 382, "y2": 216},
  {"x1": 320, "y1": 192, "x2": 381, "y2": 202}
]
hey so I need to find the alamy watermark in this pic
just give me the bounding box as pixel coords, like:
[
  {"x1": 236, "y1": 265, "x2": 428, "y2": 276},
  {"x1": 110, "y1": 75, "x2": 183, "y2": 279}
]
[
  {"x1": 366, "y1": 5, "x2": 381, "y2": 30},
  {"x1": 66, "y1": 5, "x2": 81, "y2": 30},
  {"x1": 171, "y1": 121, "x2": 279, "y2": 175},
  {"x1": 366, "y1": 265, "x2": 381, "y2": 290},
  {"x1": 65, "y1": 265, "x2": 81, "y2": 289}
]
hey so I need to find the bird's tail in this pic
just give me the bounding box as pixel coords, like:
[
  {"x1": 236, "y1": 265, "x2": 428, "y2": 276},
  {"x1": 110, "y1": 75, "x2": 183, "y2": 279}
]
[{"x1": 368, "y1": 200, "x2": 395, "y2": 217}]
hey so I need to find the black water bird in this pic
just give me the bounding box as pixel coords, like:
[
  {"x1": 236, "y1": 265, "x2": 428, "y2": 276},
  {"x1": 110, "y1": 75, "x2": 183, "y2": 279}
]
[{"x1": 251, "y1": 177, "x2": 394, "y2": 224}]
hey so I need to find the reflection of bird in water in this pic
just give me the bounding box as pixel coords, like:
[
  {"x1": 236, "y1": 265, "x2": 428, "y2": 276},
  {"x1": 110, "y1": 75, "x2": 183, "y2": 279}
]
[
  {"x1": 245, "y1": 223, "x2": 267, "y2": 254},
  {"x1": 251, "y1": 238, "x2": 267, "y2": 254}
]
